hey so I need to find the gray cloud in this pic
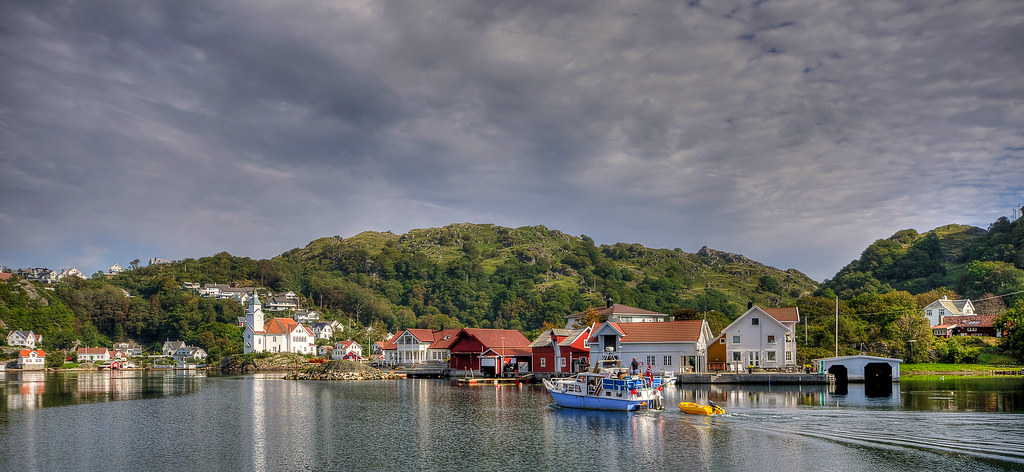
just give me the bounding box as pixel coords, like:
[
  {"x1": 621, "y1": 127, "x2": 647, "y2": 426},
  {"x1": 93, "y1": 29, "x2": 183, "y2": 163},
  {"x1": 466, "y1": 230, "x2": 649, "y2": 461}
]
[{"x1": 1, "y1": 0, "x2": 1022, "y2": 281}]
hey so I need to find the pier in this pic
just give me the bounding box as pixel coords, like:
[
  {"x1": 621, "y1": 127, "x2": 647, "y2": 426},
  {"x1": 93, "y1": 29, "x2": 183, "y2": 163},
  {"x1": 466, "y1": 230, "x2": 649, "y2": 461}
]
[{"x1": 676, "y1": 373, "x2": 834, "y2": 385}]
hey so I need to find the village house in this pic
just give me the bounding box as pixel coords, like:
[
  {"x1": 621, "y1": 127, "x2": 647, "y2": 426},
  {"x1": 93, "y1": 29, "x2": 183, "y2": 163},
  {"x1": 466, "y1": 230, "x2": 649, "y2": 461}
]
[
  {"x1": 18, "y1": 350, "x2": 46, "y2": 370},
  {"x1": 196, "y1": 284, "x2": 255, "y2": 304},
  {"x1": 588, "y1": 320, "x2": 713, "y2": 374},
  {"x1": 446, "y1": 329, "x2": 532, "y2": 376},
  {"x1": 77, "y1": 347, "x2": 111, "y2": 362},
  {"x1": 529, "y1": 327, "x2": 591, "y2": 374},
  {"x1": 107, "y1": 264, "x2": 127, "y2": 276},
  {"x1": 293, "y1": 309, "x2": 322, "y2": 324},
  {"x1": 318, "y1": 345, "x2": 334, "y2": 357},
  {"x1": 331, "y1": 340, "x2": 363, "y2": 360},
  {"x1": 923, "y1": 296, "x2": 975, "y2": 327},
  {"x1": 382, "y1": 329, "x2": 443, "y2": 365},
  {"x1": 242, "y1": 294, "x2": 315, "y2": 354},
  {"x1": 563, "y1": 301, "x2": 670, "y2": 329},
  {"x1": 162, "y1": 340, "x2": 187, "y2": 357},
  {"x1": 718, "y1": 305, "x2": 800, "y2": 371},
  {"x1": 310, "y1": 322, "x2": 336, "y2": 340},
  {"x1": 264, "y1": 295, "x2": 299, "y2": 312},
  {"x1": 6, "y1": 330, "x2": 40, "y2": 349},
  {"x1": 937, "y1": 315, "x2": 1000, "y2": 337},
  {"x1": 112, "y1": 342, "x2": 143, "y2": 357},
  {"x1": 173, "y1": 346, "x2": 208, "y2": 365}
]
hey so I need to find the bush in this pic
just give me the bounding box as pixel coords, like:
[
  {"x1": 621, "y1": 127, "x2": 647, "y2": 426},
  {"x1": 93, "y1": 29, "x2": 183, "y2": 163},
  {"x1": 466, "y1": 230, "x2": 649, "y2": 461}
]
[{"x1": 934, "y1": 337, "x2": 981, "y2": 364}]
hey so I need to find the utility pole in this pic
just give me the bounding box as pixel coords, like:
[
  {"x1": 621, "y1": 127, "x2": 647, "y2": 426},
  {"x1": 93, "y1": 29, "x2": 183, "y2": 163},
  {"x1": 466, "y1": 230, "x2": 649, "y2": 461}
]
[{"x1": 834, "y1": 296, "x2": 839, "y2": 357}]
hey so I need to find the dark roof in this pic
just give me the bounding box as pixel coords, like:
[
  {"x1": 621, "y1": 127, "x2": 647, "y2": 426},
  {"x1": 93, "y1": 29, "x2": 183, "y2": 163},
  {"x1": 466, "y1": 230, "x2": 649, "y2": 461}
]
[{"x1": 565, "y1": 303, "x2": 666, "y2": 319}]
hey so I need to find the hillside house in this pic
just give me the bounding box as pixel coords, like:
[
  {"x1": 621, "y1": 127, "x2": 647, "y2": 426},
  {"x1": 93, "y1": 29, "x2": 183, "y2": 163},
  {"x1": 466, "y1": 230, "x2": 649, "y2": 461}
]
[
  {"x1": 923, "y1": 296, "x2": 975, "y2": 327},
  {"x1": 938, "y1": 315, "x2": 999, "y2": 337},
  {"x1": 293, "y1": 310, "x2": 322, "y2": 325},
  {"x1": 112, "y1": 342, "x2": 142, "y2": 357},
  {"x1": 7, "y1": 330, "x2": 40, "y2": 349},
  {"x1": 162, "y1": 340, "x2": 187, "y2": 357},
  {"x1": 173, "y1": 346, "x2": 208, "y2": 365},
  {"x1": 310, "y1": 322, "x2": 335, "y2": 340},
  {"x1": 588, "y1": 320, "x2": 713, "y2": 374},
  {"x1": 265, "y1": 295, "x2": 299, "y2": 312},
  {"x1": 563, "y1": 302, "x2": 669, "y2": 329},
  {"x1": 242, "y1": 294, "x2": 315, "y2": 354},
  {"x1": 331, "y1": 340, "x2": 363, "y2": 360}
]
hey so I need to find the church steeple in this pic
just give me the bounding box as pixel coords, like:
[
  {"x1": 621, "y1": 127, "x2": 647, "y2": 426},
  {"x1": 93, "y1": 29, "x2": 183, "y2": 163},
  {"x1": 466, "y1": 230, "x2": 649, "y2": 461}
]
[{"x1": 245, "y1": 291, "x2": 265, "y2": 332}]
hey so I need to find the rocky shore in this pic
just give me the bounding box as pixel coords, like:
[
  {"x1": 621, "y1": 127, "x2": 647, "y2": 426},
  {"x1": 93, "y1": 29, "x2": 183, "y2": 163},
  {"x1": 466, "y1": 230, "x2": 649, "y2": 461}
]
[
  {"x1": 217, "y1": 352, "x2": 309, "y2": 373},
  {"x1": 283, "y1": 360, "x2": 400, "y2": 380}
]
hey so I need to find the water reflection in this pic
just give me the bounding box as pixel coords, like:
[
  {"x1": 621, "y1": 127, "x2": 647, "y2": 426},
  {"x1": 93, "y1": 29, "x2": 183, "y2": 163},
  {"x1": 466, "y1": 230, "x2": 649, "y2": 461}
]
[{"x1": 0, "y1": 370, "x2": 206, "y2": 414}]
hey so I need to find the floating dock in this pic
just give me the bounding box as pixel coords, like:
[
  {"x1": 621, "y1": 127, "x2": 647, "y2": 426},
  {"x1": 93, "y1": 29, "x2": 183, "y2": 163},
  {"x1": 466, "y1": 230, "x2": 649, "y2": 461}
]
[{"x1": 677, "y1": 373, "x2": 833, "y2": 385}]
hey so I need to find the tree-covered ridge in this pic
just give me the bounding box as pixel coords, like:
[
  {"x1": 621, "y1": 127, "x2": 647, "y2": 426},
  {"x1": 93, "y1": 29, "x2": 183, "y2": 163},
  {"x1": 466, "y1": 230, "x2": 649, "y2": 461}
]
[{"x1": 822, "y1": 218, "x2": 1024, "y2": 304}]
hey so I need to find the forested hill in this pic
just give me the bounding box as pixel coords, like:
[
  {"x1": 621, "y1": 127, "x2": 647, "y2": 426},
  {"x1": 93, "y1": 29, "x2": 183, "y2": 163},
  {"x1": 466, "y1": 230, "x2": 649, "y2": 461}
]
[
  {"x1": 0, "y1": 223, "x2": 817, "y2": 356},
  {"x1": 272, "y1": 223, "x2": 818, "y2": 330},
  {"x1": 822, "y1": 216, "x2": 1024, "y2": 303}
]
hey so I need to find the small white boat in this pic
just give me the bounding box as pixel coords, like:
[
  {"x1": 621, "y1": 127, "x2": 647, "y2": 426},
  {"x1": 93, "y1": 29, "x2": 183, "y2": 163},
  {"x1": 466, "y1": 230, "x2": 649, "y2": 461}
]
[{"x1": 542, "y1": 357, "x2": 665, "y2": 411}]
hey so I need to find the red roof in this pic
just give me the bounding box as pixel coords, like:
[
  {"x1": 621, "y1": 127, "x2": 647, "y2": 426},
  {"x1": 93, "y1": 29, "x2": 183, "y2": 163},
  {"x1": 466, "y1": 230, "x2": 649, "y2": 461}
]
[
  {"x1": 762, "y1": 307, "x2": 800, "y2": 323},
  {"x1": 940, "y1": 315, "x2": 996, "y2": 328},
  {"x1": 427, "y1": 329, "x2": 463, "y2": 350},
  {"x1": 0, "y1": 273, "x2": 11, "y2": 281},
  {"x1": 77, "y1": 347, "x2": 108, "y2": 355},
  {"x1": 590, "y1": 321, "x2": 705, "y2": 343},
  {"x1": 264, "y1": 317, "x2": 313, "y2": 336},
  {"x1": 461, "y1": 328, "x2": 530, "y2": 349},
  {"x1": 19, "y1": 350, "x2": 46, "y2": 357}
]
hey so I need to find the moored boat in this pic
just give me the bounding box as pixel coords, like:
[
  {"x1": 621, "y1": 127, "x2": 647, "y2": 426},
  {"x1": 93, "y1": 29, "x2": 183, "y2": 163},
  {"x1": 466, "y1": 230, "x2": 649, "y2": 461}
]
[
  {"x1": 678, "y1": 401, "x2": 724, "y2": 416},
  {"x1": 542, "y1": 357, "x2": 665, "y2": 411}
]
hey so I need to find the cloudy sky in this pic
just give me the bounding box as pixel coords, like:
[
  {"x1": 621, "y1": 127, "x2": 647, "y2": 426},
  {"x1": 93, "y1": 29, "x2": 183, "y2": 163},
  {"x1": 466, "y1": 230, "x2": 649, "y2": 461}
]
[{"x1": 2, "y1": 0, "x2": 1022, "y2": 281}]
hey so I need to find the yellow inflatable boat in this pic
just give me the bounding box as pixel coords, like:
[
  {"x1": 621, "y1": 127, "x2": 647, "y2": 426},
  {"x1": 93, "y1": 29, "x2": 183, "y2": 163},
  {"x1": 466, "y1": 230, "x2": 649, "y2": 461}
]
[{"x1": 678, "y1": 401, "x2": 725, "y2": 416}]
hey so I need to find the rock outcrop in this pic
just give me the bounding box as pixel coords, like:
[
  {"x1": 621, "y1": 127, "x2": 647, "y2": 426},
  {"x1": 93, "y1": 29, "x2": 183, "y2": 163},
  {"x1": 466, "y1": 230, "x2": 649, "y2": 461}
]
[{"x1": 283, "y1": 360, "x2": 400, "y2": 380}]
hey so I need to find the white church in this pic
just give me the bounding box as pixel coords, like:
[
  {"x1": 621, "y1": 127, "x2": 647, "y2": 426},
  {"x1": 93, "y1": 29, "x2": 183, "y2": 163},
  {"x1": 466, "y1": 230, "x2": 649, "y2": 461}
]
[{"x1": 243, "y1": 293, "x2": 316, "y2": 355}]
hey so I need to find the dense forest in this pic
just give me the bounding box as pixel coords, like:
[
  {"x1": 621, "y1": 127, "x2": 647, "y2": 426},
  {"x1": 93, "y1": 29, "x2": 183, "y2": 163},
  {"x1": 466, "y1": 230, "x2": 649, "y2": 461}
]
[{"x1": 3, "y1": 218, "x2": 1023, "y2": 364}]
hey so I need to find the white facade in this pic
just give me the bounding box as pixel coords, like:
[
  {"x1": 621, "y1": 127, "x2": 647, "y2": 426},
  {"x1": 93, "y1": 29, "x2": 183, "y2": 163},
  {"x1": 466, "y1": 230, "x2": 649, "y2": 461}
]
[
  {"x1": 923, "y1": 296, "x2": 975, "y2": 327},
  {"x1": 77, "y1": 348, "x2": 110, "y2": 362},
  {"x1": 331, "y1": 341, "x2": 363, "y2": 360},
  {"x1": 17, "y1": 351, "x2": 46, "y2": 370},
  {"x1": 243, "y1": 294, "x2": 315, "y2": 355},
  {"x1": 310, "y1": 323, "x2": 334, "y2": 340},
  {"x1": 587, "y1": 321, "x2": 713, "y2": 374},
  {"x1": 6, "y1": 331, "x2": 37, "y2": 349},
  {"x1": 719, "y1": 306, "x2": 798, "y2": 371}
]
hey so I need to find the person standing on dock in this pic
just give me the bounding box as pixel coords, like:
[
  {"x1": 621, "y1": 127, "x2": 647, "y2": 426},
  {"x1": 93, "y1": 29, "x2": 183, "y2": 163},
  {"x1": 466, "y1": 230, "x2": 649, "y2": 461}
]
[{"x1": 630, "y1": 357, "x2": 640, "y2": 375}]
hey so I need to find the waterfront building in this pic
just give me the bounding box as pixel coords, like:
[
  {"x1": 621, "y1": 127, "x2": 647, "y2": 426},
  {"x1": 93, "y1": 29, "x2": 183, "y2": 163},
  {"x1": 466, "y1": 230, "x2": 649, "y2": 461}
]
[
  {"x1": 529, "y1": 327, "x2": 591, "y2": 374},
  {"x1": 331, "y1": 340, "x2": 363, "y2": 360},
  {"x1": 718, "y1": 305, "x2": 799, "y2": 371},
  {"x1": 17, "y1": 350, "x2": 46, "y2": 370},
  {"x1": 77, "y1": 347, "x2": 111, "y2": 362},
  {"x1": 588, "y1": 320, "x2": 713, "y2": 374},
  {"x1": 161, "y1": 340, "x2": 187, "y2": 357}
]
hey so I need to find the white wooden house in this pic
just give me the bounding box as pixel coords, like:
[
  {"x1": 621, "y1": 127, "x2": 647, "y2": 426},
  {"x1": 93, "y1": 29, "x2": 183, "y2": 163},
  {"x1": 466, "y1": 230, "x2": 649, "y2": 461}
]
[
  {"x1": 243, "y1": 294, "x2": 315, "y2": 354},
  {"x1": 331, "y1": 341, "x2": 363, "y2": 360},
  {"x1": 6, "y1": 330, "x2": 39, "y2": 349},
  {"x1": 77, "y1": 347, "x2": 110, "y2": 362},
  {"x1": 923, "y1": 296, "x2": 975, "y2": 327},
  {"x1": 718, "y1": 305, "x2": 800, "y2": 371},
  {"x1": 18, "y1": 350, "x2": 46, "y2": 370},
  {"x1": 587, "y1": 320, "x2": 713, "y2": 374}
]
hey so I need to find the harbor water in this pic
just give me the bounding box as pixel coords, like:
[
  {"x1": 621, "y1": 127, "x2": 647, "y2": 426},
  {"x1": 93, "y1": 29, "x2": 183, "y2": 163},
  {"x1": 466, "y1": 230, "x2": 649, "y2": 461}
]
[{"x1": 1, "y1": 371, "x2": 1021, "y2": 471}]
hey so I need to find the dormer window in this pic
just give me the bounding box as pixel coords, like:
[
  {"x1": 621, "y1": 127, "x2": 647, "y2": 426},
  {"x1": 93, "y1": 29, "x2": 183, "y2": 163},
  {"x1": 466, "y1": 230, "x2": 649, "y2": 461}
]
[{"x1": 751, "y1": 318, "x2": 759, "y2": 326}]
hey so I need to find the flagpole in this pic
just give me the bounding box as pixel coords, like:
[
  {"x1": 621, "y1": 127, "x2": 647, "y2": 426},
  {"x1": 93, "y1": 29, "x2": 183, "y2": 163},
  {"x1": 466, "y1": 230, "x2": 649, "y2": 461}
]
[{"x1": 834, "y1": 296, "x2": 839, "y2": 357}]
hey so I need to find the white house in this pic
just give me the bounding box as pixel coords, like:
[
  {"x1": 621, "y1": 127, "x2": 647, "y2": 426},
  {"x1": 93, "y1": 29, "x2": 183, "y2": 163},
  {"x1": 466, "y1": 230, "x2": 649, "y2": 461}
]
[
  {"x1": 112, "y1": 342, "x2": 142, "y2": 357},
  {"x1": 331, "y1": 340, "x2": 363, "y2": 360},
  {"x1": 923, "y1": 296, "x2": 975, "y2": 327},
  {"x1": 587, "y1": 320, "x2": 713, "y2": 374},
  {"x1": 56, "y1": 268, "x2": 86, "y2": 281},
  {"x1": 718, "y1": 305, "x2": 800, "y2": 371},
  {"x1": 310, "y1": 322, "x2": 335, "y2": 340},
  {"x1": 293, "y1": 310, "x2": 322, "y2": 324},
  {"x1": 6, "y1": 330, "x2": 39, "y2": 349},
  {"x1": 173, "y1": 346, "x2": 208, "y2": 365},
  {"x1": 162, "y1": 340, "x2": 187, "y2": 357},
  {"x1": 77, "y1": 347, "x2": 110, "y2": 362},
  {"x1": 243, "y1": 294, "x2": 315, "y2": 354},
  {"x1": 265, "y1": 295, "x2": 299, "y2": 312},
  {"x1": 17, "y1": 350, "x2": 46, "y2": 370},
  {"x1": 381, "y1": 329, "x2": 439, "y2": 365},
  {"x1": 108, "y1": 264, "x2": 127, "y2": 275},
  {"x1": 564, "y1": 302, "x2": 669, "y2": 329}
]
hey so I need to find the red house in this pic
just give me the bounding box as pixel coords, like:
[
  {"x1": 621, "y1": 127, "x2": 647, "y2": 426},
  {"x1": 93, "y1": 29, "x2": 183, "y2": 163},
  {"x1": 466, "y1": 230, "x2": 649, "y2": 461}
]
[
  {"x1": 529, "y1": 327, "x2": 591, "y2": 374},
  {"x1": 446, "y1": 328, "x2": 531, "y2": 376}
]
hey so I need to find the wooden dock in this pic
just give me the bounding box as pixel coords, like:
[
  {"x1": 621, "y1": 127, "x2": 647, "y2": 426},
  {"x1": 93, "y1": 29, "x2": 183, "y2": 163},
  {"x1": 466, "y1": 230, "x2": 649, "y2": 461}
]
[
  {"x1": 677, "y1": 373, "x2": 834, "y2": 385},
  {"x1": 452, "y1": 377, "x2": 522, "y2": 386}
]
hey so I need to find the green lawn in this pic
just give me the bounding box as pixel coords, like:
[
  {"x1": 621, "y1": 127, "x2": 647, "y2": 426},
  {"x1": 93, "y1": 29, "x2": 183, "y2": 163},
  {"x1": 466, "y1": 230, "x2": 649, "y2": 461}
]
[{"x1": 902, "y1": 363, "x2": 1020, "y2": 373}]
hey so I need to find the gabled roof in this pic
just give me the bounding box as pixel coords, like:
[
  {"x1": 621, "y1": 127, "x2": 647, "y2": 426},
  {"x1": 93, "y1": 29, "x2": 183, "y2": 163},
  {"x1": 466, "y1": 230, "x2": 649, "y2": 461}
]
[
  {"x1": 529, "y1": 328, "x2": 589, "y2": 348},
  {"x1": 565, "y1": 303, "x2": 667, "y2": 320},
  {"x1": 609, "y1": 320, "x2": 707, "y2": 343},
  {"x1": 940, "y1": 315, "x2": 996, "y2": 328},
  {"x1": 719, "y1": 306, "x2": 792, "y2": 336},
  {"x1": 77, "y1": 347, "x2": 108, "y2": 355},
  {"x1": 336, "y1": 340, "x2": 359, "y2": 349},
  {"x1": 264, "y1": 317, "x2": 313, "y2": 336},
  {"x1": 932, "y1": 324, "x2": 957, "y2": 329},
  {"x1": 19, "y1": 350, "x2": 45, "y2": 357},
  {"x1": 588, "y1": 322, "x2": 625, "y2": 342},
  {"x1": 762, "y1": 307, "x2": 800, "y2": 323},
  {"x1": 427, "y1": 329, "x2": 462, "y2": 350},
  {"x1": 925, "y1": 298, "x2": 973, "y2": 315},
  {"x1": 460, "y1": 328, "x2": 531, "y2": 349}
]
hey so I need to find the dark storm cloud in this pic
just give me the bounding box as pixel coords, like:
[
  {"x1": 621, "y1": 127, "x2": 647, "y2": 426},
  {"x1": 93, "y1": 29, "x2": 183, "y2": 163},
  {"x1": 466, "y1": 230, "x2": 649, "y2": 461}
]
[{"x1": 1, "y1": 0, "x2": 1022, "y2": 280}]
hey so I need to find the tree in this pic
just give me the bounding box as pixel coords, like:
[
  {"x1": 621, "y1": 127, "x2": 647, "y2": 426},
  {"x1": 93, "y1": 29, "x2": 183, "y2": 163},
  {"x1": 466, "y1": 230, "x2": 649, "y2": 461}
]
[
  {"x1": 573, "y1": 307, "x2": 603, "y2": 329},
  {"x1": 995, "y1": 300, "x2": 1024, "y2": 362},
  {"x1": 130, "y1": 259, "x2": 141, "y2": 271}
]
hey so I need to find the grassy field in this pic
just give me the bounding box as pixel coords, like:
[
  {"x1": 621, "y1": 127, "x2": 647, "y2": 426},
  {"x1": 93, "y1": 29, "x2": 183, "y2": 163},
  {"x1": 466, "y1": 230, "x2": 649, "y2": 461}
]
[{"x1": 901, "y1": 362, "x2": 1022, "y2": 379}]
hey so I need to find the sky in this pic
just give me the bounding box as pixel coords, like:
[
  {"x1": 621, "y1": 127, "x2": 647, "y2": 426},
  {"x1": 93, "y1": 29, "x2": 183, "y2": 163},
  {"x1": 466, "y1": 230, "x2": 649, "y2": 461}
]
[{"x1": 1, "y1": 0, "x2": 1022, "y2": 282}]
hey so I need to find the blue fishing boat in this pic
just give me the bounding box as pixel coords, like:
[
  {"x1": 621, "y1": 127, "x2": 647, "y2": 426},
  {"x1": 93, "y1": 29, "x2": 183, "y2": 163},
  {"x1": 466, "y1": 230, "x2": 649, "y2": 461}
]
[{"x1": 542, "y1": 358, "x2": 665, "y2": 411}]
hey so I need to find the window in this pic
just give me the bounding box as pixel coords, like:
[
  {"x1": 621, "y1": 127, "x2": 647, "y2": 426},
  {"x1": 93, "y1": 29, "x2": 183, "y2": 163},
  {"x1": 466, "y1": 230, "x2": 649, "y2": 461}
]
[
  {"x1": 646, "y1": 355, "x2": 656, "y2": 366},
  {"x1": 767, "y1": 351, "x2": 776, "y2": 361},
  {"x1": 785, "y1": 351, "x2": 792, "y2": 361},
  {"x1": 663, "y1": 356, "x2": 672, "y2": 366},
  {"x1": 560, "y1": 357, "x2": 566, "y2": 367},
  {"x1": 732, "y1": 351, "x2": 741, "y2": 362},
  {"x1": 719, "y1": 338, "x2": 725, "y2": 344},
  {"x1": 733, "y1": 335, "x2": 741, "y2": 344},
  {"x1": 540, "y1": 358, "x2": 546, "y2": 368},
  {"x1": 767, "y1": 335, "x2": 775, "y2": 343},
  {"x1": 751, "y1": 318, "x2": 759, "y2": 326}
]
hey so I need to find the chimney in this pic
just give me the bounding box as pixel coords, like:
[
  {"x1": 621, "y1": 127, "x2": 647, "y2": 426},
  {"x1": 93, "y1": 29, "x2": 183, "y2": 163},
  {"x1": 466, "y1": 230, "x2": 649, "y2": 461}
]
[
  {"x1": 748, "y1": 301, "x2": 754, "y2": 310},
  {"x1": 606, "y1": 296, "x2": 614, "y2": 308}
]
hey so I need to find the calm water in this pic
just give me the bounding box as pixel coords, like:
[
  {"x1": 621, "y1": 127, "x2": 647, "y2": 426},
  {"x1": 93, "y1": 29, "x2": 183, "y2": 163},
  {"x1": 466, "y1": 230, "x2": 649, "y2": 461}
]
[{"x1": 1, "y1": 371, "x2": 1022, "y2": 471}]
